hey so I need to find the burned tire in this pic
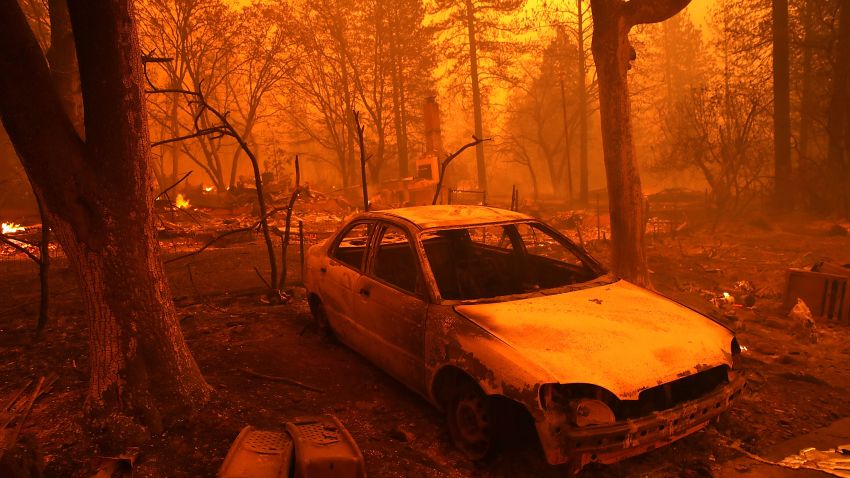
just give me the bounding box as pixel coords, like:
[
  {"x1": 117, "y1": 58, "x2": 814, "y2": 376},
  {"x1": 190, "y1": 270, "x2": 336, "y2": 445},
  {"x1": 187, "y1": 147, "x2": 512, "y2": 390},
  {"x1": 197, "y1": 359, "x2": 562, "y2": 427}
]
[
  {"x1": 307, "y1": 295, "x2": 332, "y2": 337},
  {"x1": 445, "y1": 379, "x2": 495, "y2": 461}
]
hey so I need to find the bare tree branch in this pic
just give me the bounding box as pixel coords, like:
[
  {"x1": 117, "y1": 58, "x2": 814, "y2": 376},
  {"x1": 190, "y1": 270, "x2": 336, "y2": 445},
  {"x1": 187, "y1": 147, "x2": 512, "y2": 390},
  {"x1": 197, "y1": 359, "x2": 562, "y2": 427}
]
[
  {"x1": 432, "y1": 136, "x2": 492, "y2": 205},
  {"x1": 623, "y1": 0, "x2": 691, "y2": 26},
  {"x1": 155, "y1": 170, "x2": 192, "y2": 200}
]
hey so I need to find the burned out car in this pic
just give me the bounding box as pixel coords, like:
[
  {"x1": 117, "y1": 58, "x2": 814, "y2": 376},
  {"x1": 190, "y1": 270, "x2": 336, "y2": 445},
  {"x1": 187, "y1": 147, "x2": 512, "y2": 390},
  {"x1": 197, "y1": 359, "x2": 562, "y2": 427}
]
[{"x1": 304, "y1": 205, "x2": 745, "y2": 473}]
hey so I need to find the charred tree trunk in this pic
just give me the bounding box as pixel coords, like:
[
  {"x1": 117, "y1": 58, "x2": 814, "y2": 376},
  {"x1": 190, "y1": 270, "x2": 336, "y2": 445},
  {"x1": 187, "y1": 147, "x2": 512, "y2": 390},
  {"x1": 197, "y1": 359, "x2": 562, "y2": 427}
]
[
  {"x1": 0, "y1": 0, "x2": 210, "y2": 440},
  {"x1": 590, "y1": 0, "x2": 690, "y2": 287},
  {"x1": 35, "y1": 195, "x2": 50, "y2": 337},
  {"x1": 772, "y1": 0, "x2": 792, "y2": 210},
  {"x1": 798, "y1": 0, "x2": 814, "y2": 168},
  {"x1": 464, "y1": 0, "x2": 487, "y2": 193},
  {"x1": 46, "y1": 0, "x2": 82, "y2": 136},
  {"x1": 577, "y1": 0, "x2": 590, "y2": 205},
  {"x1": 391, "y1": 60, "x2": 409, "y2": 178},
  {"x1": 559, "y1": 76, "x2": 574, "y2": 202},
  {"x1": 168, "y1": 89, "x2": 180, "y2": 187},
  {"x1": 827, "y1": 0, "x2": 850, "y2": 214}
]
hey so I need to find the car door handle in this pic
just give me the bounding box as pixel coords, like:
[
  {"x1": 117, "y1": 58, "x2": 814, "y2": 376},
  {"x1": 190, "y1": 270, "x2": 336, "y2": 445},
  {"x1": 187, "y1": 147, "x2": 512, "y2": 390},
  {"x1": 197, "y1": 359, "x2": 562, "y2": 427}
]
[{"x1": 359, "y1": 288, "x2": 370, "y2": 297}]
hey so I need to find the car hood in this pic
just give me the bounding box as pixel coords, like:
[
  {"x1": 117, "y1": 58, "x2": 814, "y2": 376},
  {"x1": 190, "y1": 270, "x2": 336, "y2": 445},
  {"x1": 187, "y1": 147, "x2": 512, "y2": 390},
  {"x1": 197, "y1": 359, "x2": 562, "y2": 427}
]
[{"x1": 454, "y1": 280, "x2": 734, "y2": 400}]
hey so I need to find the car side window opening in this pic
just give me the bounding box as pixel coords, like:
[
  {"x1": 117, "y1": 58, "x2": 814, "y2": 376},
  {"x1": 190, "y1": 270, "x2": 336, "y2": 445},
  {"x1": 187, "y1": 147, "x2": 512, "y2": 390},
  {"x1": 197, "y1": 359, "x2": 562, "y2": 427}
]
[
  {"x1": 332, "y1": 222, "x2": 374, "y2": 270},
  {"x1": 421, "y1": 222, "x2": 599, "y2": 301},
  {"x1": 371, "y1": 224, "x2": 421, "y2": 295}
]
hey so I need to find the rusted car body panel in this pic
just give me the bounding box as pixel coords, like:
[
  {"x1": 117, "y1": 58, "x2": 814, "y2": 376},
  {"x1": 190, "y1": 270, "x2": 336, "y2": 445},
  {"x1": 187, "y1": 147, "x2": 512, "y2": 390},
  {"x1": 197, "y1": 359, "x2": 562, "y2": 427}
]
[{"x1": 304, "y1": 205, "x2": 745, "y2": 472}]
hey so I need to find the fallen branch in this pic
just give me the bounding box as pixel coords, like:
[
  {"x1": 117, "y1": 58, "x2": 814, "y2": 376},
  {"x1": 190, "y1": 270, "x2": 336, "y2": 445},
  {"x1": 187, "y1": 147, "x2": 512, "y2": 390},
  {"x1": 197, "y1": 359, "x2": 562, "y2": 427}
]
[
  {"x1": 432, "y1": 136, "x2": 491, "y2": 205},
  {"x1": 253, "y1": 266, "x2": 272, "y2": 290},
  {"x1": 0, "y1": 376, "x2": 44, "y2": 461},
  {"x1": 186, "y1": 263, "x2": 226, "y2": 313},
  {"x1": 163, "y1": 205, "x2": 289, "y2": 265},
  {"x1": 0, "y1": 234, "x2": 39, "y2": 263},
  {"x1": 241, "y1": 367, "x2": 324, "y2": 393}
]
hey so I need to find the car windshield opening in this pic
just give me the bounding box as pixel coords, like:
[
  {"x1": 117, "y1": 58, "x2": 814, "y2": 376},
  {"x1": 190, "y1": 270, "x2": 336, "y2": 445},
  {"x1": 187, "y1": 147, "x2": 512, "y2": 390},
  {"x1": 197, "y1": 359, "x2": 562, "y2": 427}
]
[{"x1": 420, "y1": 222, "x2": 600, "y2": 301}]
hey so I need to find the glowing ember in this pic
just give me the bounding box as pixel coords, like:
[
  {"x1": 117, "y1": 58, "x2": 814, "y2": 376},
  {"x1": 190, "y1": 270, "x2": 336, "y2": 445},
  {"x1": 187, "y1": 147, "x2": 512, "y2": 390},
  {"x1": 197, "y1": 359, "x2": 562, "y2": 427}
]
[
  {"x1": 203, "y1": 186, "x2": 214, "y2": 192},
  {"x1": 2, "y1": 222, "x2": 25, "y2": 234},
  {"x1": 175, "y1": 193, "x2": 190, "y2": 209}
]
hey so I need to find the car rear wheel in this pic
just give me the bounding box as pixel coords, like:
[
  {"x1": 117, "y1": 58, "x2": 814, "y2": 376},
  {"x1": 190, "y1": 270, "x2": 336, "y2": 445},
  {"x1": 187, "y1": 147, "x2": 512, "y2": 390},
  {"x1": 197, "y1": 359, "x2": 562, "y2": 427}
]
[
  {"x1": 446, "y1": 379, "x2": 494, "y2": 461},
  {"x1": 307, "y1": 295, "x2": 331, "y2": 337}
]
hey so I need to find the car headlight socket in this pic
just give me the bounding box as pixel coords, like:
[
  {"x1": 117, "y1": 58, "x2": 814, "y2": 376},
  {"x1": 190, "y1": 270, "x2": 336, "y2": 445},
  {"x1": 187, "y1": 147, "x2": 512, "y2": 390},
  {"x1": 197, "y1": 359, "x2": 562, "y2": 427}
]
[{"x1": 571, "y1": 399, "x2": 616, "y2": 427}]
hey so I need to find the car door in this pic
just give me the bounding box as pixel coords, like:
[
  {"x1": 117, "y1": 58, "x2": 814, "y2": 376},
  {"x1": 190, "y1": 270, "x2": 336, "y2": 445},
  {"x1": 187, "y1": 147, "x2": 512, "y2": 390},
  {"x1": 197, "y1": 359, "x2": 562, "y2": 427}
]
[
  {"x1": 353, "y1": 221, "x2": 429, "y2": 393},
  {"x1": 320, "y1": 221, "x2": 375, "y2": 350}
]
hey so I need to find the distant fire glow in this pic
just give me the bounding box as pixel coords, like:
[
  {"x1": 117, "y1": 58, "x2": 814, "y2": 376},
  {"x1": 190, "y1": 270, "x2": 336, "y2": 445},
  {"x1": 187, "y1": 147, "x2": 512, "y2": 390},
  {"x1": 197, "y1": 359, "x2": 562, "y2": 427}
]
[
  {"x1": 175, "y1": 193, "x2": 190, "y2": 209},
  {"x1": 2, "y1": 222, "x2": 25, "y2": 234},
  {"x1": 204, "y1": 186, "x2": 214, "y2": 192}
]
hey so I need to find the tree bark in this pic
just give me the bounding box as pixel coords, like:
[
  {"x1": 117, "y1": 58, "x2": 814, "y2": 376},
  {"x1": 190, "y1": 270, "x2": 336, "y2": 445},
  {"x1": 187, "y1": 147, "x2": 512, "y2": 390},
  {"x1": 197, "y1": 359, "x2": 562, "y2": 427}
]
[
  {"x1": 798, "y1": 0, "x2": 814, "y2": 168},
  {"x1": 577, "y1": 0, "x2": 589, "y2": 205},
  {"x1": 772, "y1": 0, "x2": 792, "y2": 210},
  {"x1": 46, "y1": 0, "x2": 82, "y2": 136},
  {"x1": 465, "y1": 0, "x2": 487, "y2": 193},
  {"x1": 827, "y1": 0, "x2": 850, "y2": 214},
  {"x1": 391, "y1": 54, "x2": 409, "y2": 178},
  {"x1": 559, "y1": 76, "x2": 574, "y2": 202},
  {"x1": 0, "y1": 0, "x2": 210, "y2": 439},
  {"x1": 590, "y1": 0, "x2": 690, "y2": 286}
]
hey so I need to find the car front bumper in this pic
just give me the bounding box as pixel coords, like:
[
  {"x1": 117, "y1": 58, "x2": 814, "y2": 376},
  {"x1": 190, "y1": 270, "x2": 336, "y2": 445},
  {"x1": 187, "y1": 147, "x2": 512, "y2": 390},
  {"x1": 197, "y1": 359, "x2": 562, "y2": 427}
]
[{"x1": 536, "y1": 372, "x2": 746, "y2": 471}]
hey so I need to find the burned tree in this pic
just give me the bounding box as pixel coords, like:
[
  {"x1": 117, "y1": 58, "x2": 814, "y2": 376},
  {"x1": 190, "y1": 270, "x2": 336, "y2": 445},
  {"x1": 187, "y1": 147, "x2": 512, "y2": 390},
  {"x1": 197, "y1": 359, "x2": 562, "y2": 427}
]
[
  {"x1": 353, "y1": 109, "x2": 370, "y2": 211},
  {"x1": 772, "y1": 0, "x2": 792, "y2": 210},
  {"x1": 0, "y1": 0, "x2": 210, "y2": 439},
  {"x1": 432, "y1": 136, "x2": 490, "y2": 205},
  {"x1": 590, "y1": 0, "x2": 690, "y2": 286}
]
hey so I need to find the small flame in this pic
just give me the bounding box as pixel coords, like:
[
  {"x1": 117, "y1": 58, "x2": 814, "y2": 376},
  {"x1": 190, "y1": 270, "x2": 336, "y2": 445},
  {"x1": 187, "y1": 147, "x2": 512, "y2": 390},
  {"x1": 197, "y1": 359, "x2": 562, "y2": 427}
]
[
  {"x1": 204, "y1": 186, "x2": 214, "y2": 192},
  {"x1": 2, "y1": 222, "x2": 25, "y2": 234},
  {"x1": 740, "y1": 345, "x2": 749, "y2": 353},
  {"x1": 175, "y1": 193, "x2": 190, "y2": 209}
]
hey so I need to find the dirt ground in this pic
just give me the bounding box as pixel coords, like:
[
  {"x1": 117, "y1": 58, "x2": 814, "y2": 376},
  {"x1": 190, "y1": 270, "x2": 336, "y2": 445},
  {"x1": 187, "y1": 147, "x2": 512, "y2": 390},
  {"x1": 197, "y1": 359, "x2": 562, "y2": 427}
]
[{"x1": 2, "y1": 212, "x2": 850, "y2": 477}]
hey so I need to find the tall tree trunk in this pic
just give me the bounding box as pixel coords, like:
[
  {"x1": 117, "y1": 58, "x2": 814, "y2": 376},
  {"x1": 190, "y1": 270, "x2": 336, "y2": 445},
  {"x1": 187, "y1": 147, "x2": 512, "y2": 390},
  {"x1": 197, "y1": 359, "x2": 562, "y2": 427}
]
[
  {"x1": 798, "y1": 0, "x2": 814, "y2": 167},
  {"x1": 391, "y1": 58, "x2": 408, "y2": 178},
  {"x1": 577, "y1": 0, "x2": 589, "y2": 205},
  {"x1": 773, "y1": 0, "x2": 792, "y2": 210},
  {"x1": 590, "y1": 0, "x2": 690, "y2": 286},
  {"x1": 559, "y1": 76, "x2": 574, "y2": 202},
  {"x1": 46, "y1": 0, "x2": 82, "y2": 135},
  {"x1": 168, "y1": 89, "x2": 180, "y2": 187},
  {"x1": 464, "y1": 0, "x2": 487, "y2": 193},
  {"x1": 827, "y1": 0, "x2": 850, "y2": 214},
  {"x1": 0, "y1": 0, "x2": 210, "y2": 441}
]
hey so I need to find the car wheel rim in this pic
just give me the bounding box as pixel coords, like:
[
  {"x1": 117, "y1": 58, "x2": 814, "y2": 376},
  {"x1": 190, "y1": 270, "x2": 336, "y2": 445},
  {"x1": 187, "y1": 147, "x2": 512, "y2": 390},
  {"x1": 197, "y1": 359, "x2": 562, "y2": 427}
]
[{"x1": 451, "y1": 391, "x2": 491, "y2": 459}]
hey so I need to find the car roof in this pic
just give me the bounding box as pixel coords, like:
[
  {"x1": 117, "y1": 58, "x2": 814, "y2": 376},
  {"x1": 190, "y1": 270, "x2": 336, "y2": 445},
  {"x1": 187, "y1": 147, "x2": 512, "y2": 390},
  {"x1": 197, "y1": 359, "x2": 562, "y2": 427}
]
[{"x1": 364, "y1": 205, "x2": 533, "y2": 230}]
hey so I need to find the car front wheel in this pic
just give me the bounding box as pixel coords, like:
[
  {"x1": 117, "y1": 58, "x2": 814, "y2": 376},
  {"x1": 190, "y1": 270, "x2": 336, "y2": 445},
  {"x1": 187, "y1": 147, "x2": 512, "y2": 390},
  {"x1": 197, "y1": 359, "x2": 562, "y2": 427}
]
[{"x1": 446, "y1": 379, "x2": 494, "y2": 461}]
